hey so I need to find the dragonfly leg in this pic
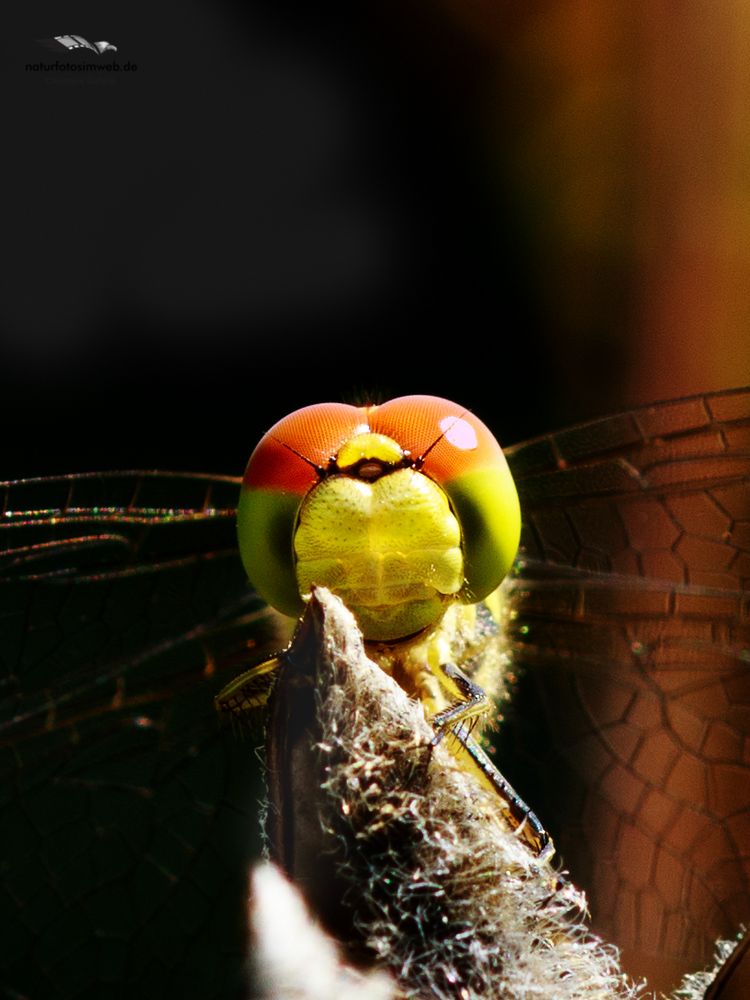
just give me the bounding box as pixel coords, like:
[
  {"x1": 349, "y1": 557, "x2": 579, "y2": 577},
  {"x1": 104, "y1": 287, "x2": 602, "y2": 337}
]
[
  {"x1": 461, "y1": 733, "x2": 555, "y2": 862},
  {"x1": 429, "y1": 660, "x2": 491, "y2": 747},
  {"x1": 430, "y1": 661, "x2": 554, "y2": 863},
  {"x1": 215, "y1": 655, "x2": 281, "y2": 721}
]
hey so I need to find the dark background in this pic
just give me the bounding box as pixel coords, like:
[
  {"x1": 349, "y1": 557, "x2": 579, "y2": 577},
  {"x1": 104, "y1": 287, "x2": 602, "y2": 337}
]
[{"x1": 1, "y1": 2, "x2": 650, "y2": 481}]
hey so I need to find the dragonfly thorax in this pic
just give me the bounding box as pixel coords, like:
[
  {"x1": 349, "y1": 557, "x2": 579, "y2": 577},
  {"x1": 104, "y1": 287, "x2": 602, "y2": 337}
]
[{"x1": 294, "y1": 468, "x2": 464, "y2": 642}]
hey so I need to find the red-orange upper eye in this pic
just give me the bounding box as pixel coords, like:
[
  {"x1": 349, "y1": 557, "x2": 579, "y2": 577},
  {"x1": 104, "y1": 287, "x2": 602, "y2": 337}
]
[
  {"x1": 370, "y1": 395, "x2": 506, "y2": 481},
  {"x1": 243, "y1": 395, "x2": 506, "y2": 494},
  {"x1": 243, "y1": 402, "x2": 366, "y2": 494}
]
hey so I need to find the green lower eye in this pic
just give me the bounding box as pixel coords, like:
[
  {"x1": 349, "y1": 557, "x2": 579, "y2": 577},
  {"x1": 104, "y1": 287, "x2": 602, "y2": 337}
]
[
  {"x1": 443, "y1": 465, "x2": 521, "y2": 605},
  {"x1": 237, "y1": 488, "x2": 303, "y2": 619}
]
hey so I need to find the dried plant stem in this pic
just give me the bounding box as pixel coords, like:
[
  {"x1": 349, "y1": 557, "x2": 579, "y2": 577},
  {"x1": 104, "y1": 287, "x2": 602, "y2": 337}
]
[{"x1": 248, "y1": 588, "x2": 741, "y2": 1000}]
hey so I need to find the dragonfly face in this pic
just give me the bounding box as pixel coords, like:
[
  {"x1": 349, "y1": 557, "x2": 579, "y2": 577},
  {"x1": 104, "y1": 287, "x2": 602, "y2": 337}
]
[{"x1": 236, "y1": 394, "x2": 521, "y2": 641}]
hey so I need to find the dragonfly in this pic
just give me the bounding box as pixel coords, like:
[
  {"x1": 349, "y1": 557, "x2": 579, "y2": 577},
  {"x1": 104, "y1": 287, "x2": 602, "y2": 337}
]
[
  {"x1": 214, "y1": 394, "x2": 554, "y2": 862},
  {"x1": 0, "y1": 387, "x2": 748, "y2": 998}
]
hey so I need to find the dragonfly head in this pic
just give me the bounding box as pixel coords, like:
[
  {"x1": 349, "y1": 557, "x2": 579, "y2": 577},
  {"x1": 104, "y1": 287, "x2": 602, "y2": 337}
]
[{"x1": 238, "y1": 396, "x2": 521, "y2": 642}]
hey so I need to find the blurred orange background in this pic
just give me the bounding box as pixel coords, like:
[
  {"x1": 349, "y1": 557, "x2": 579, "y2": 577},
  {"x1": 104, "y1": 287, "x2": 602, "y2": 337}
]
[{"x1": 421, "y1": 0, "x2": 750, "y2": 407}]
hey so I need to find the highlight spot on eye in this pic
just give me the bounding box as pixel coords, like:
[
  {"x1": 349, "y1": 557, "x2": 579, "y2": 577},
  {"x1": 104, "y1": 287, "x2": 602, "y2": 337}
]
[{"x1": 440, "y1": 417, "x2": 478, "y2": 451}]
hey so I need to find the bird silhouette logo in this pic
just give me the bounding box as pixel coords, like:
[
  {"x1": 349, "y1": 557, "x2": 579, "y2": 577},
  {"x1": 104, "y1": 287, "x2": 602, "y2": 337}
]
[{"x1": 36, "y1": 35, "x2": 118, "y2": 54}]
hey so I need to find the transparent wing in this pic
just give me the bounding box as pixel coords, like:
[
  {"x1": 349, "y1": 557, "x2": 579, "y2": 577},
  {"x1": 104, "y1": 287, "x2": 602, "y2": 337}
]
[
  {"x1": 0, "y1": 471, "x2": 283, "y2": 999},
  {"x1": 502, "y1": 387, "x2": 750, "y2": 993}
]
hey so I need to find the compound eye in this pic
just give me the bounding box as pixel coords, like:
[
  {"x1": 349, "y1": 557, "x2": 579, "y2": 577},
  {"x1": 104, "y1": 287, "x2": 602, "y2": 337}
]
[
  {"x1": 243, "y1": 402, "x2": 369, "y2": 492},
  {"x1": 238, "y1": 402, "x2": 366, "y2": 617},
  {"x1": 371, "y1": 395, "x2": 521, "y2": 603}
]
